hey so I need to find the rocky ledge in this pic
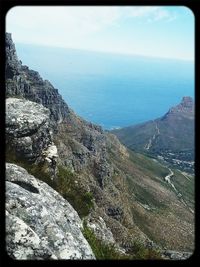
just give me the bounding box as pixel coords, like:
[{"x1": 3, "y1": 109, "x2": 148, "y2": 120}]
[
  {"x1": 6, "y1": 163, "x2": 95, "y2": 260},
  {"x1": 6, "y1": 98, "x2": 50, "y2": 137},
  {"x1": 6, "y1": 97, "x2": 55, "y2": 164}
]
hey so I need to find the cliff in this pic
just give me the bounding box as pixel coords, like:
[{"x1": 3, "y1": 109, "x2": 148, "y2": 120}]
[
  {"x1": 5, "y1": 32, "x2": 110, "y2": 187},
  {"x1": 6, "y1": 33, "x2": 69, "y2": 123},
  {"x1": 5, "y1": 33, "x2": 194, "y2": 260}
]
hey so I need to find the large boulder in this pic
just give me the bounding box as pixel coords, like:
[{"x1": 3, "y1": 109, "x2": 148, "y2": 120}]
[
  {"x1": 6, "y1": 163, "x2": 95, "y2": 260},
  {"x1": 6, "y1": 98, "x2": 55, "y2": 164}
]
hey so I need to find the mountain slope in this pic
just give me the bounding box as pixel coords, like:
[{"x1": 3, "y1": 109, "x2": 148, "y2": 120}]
[
  {"x1": 5, "y1": 33, "x2": 194, "y2": 259},
  {"x1": 112, "y1": 97, "x2": 194, "y2": 173}
]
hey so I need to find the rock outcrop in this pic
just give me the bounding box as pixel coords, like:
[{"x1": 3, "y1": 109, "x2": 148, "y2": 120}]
[
  {"x1": 162, "y1": 250, "x2": 192, "y2": 260},
  {"x1": 6, "y1": 163, "x2": 95, "y2": 260},
  {"x1": 6, "y1": 97, "x2": 58, "y2": 176},
  {"x1": 86, "y1": 214, "x2": 115, "y2": 245}
]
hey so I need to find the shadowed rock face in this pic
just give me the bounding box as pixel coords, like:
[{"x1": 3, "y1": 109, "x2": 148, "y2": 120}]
[
  {"x1": 6, "y1": 163, "x2": 95, "y2": 260},
  {"x1": 6, "y1": 33, "x2": 70, "y2": 123},
  {"x1": 5, "y1": 33, "x2": 22, "y2": 78}
]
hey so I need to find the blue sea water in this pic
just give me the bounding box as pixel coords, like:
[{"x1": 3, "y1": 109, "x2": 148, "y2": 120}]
[{"x1": 15, "y1": 43, "x2": 194, "y2": 130}]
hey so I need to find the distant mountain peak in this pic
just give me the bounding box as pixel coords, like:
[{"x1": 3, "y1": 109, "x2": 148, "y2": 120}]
[
  {"x1": 112, "y1": 96, "x2": 194, "y2": 173},
  {"x1": 167, "y1": 96, "x2": 194, "y2": 117},
  {"x1": 180, "y1": 96, "x2": 194, "y2": 108}
]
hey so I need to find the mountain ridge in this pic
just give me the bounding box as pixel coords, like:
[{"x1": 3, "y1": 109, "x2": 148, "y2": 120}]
[{"x1": 112, "y1": 97, "x2": 194, "y2": 173}]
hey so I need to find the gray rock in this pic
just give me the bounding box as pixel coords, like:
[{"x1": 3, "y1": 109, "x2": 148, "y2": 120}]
[
  {"x1": 6, "y1": 98, "x2": 50, "y2": 137},
  {"x1": 6, "y1": 163, "x2": 95, "y2": 260},
  {"x1": 56, "y1": 122, "x2": 112, "y2": 188},
  {"x1": 86, "y1": 214, "x2": 115, "y2": 245},
  {"x1": 5, "y1": 33, "x2": 22, "y2": 79},
  {"x1": 162, "y1": 250, "x2": 193, "y2": 260},
  {"x1": 106, "y1": 206, "x2": 124, "y2": 221},
  {"x1": 6, "y1": 98, "x2": 56, "y2": 165}
]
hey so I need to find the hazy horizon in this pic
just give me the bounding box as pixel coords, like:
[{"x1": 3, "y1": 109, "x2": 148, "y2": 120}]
[
  {"x1": 14, "y1": 41, "x2": 194, "y2": 63},
  {"x1": 6, "y1": 6, "x2": 194, "y2": 61}
]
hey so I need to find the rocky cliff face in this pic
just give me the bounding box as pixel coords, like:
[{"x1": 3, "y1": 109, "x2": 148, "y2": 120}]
[
  {"x1": 6, "y1": 163, "x2": 95, "y2": 260},
  {"x1": 5, "y1": 32, "x2": 110, "y2": 188},
  {"x1": 6, "y1": 33, "x2": 69, "y2": 124},
  {"x1": 5, "y1": 32, "x2": 136, "y2": 257},
  {"x1": 5, "y1": 33, "x2": 194, "y2": 259}
]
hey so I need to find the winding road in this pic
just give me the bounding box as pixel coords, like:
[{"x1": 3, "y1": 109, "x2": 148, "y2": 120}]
[
  {"x1": 164, "y1": 168, "x2": 194, "y2": 214},
  {"x1": 164, "y1": 168, "x2": 177, "y2": 192}
]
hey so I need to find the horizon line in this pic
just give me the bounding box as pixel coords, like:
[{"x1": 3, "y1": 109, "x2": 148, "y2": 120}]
[{"x1": 15, "y1": 41, "x2": 194, "y2": 63}]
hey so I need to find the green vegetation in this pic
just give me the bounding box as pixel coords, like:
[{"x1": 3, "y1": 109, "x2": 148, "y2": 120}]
[
  {"x1": 82, "y1": 220, "x2": 132, "y2": 260},
  {"x1": 172, "y1": 170, "x2": 194, "y2": 210},
  {"x1": 128, "y1": 150, "x2": 169, "y2": 180},
  {"x1": 126, "y1": 240, "x2": 162, "y2": 260},
  {"x1": 127, "y1": 179, "x2": 167, "y2": 210},
  {"x1": 56, "y1": 165, "x2": 94, "y2": 218},
  {"x1": 82, "y1": 220, "x2": 162, "y2": 260},
  {"x1": 108, "y1": 142, "x2": 170, "y2": 188}
]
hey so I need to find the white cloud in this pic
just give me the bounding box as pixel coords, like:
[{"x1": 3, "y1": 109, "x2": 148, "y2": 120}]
[
  {"x1": 124, "y1": 6, "x2": 160, "y2": 17},
  {"x1": 6, "y1": 6, "x2": 177, "y2": 49},
  {"x1": 6, "y1": 6, "x2": 120, "y2": 38},
  {"x1": 123, "y1": 6, "x2": 176, "y2": 23}
]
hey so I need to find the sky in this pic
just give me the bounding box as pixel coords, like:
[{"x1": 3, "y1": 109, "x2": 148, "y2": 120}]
[{"x1": 6, "y1": 6, "x2": 194, "y2": 61}]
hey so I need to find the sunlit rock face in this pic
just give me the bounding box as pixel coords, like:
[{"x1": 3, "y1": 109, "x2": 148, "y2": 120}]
[
  {"x1": 6, "y1": 163, "x2": 95, "y2": 260},
  {"x1": 6, "y1": 97, "x2": 53, "y2": 163}
]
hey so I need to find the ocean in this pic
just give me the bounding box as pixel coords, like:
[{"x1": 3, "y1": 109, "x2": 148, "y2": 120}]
[{"x1": 15, "y1": 43, "x2": 194, "y2": 130}]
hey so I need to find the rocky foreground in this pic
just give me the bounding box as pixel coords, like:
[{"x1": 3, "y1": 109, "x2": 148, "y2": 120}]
[{"x1": 6, "y1": 163, "x2": 95, "y2": 260}]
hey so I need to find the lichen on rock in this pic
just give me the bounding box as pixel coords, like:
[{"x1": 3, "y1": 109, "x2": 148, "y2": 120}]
[
  {"x1": 6, "y1": 163, "x2": 95, "y2": 260},
  {"x1": 6, "y1": 97, "x2": 53, "y2": 162}
]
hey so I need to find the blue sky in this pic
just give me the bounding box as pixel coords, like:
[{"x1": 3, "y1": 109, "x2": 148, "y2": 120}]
[{"x1": 6, "y1": 6, "x2": 194, "y2": 60}]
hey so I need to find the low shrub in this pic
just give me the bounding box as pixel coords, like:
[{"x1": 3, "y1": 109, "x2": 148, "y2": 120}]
[
  {"x1": 82, "y1": 220, "x2": 162, "y2": 260},
  {"x1": 56, "y1": 166, "x2": 94, "y2": 218},
  {"x1": 82, "y1": 220, "x2": 132, "y2": 260}
]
